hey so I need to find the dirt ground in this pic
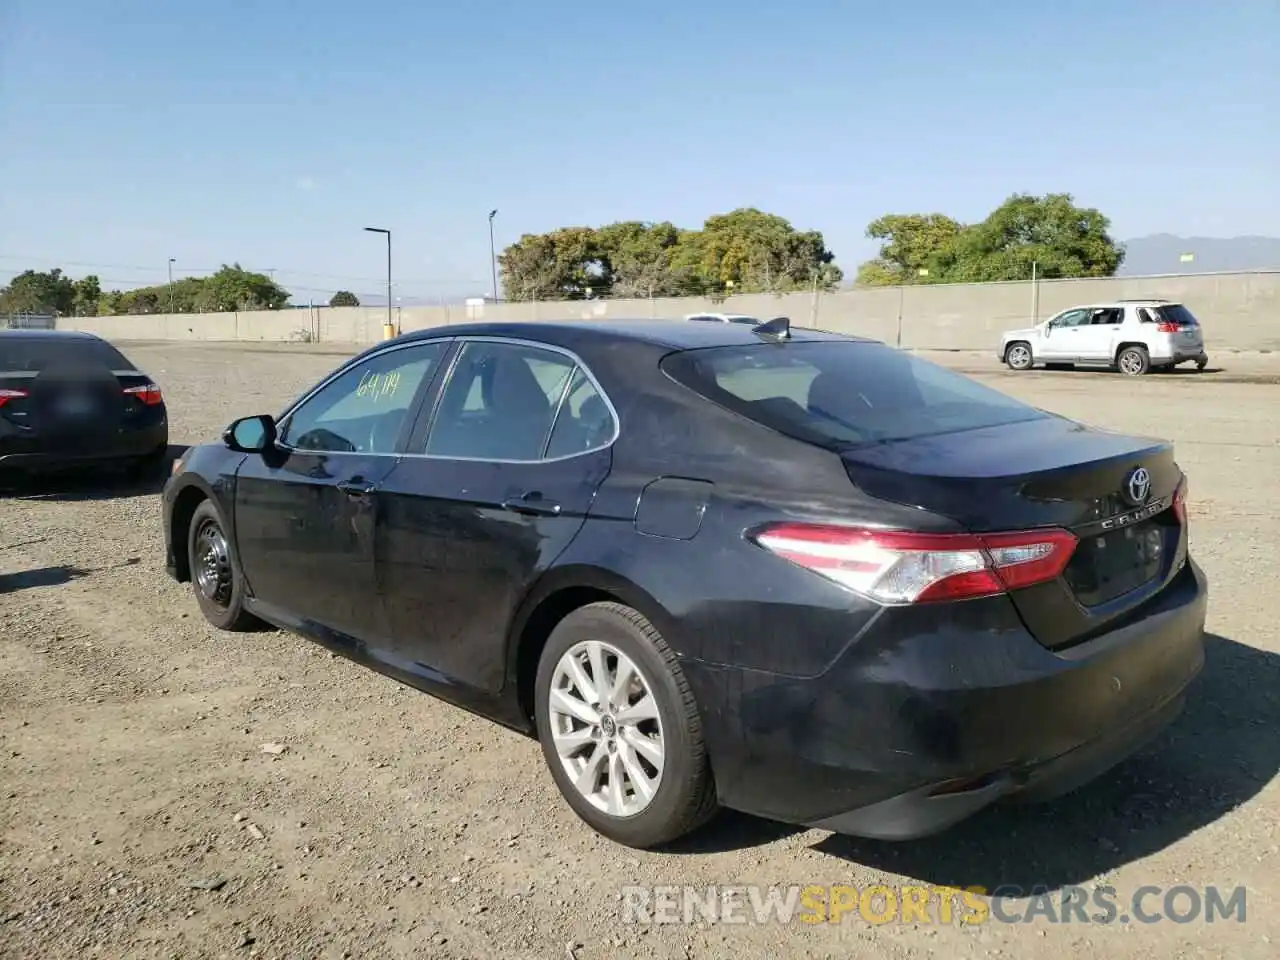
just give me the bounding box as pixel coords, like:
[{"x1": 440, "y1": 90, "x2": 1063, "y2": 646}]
[{"x1": 2, "y1": 342, "x2": 1278, "y2": 960}]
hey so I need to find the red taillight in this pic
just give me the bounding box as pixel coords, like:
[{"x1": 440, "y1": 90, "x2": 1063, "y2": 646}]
[
  {"x1": 751, "y1": 523, "x2": 1078, "y2": 604},
  {"x1": 0, "y1": 387, "x2": 28, "y2": 409},
  {"x1": 1156, "y1": 322, "x2": 1181, "y2": 333},
  {"x1": 124, "y1": 382, "x2": 163, "y2": 405}
]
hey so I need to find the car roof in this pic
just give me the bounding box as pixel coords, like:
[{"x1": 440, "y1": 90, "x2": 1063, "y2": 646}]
[
  {"x1": 1069, "y1": 300, "x2": 1181, "y2": 309},
  {"x1": 0, "y1": 328, "x2": 104, "y2": 340},
  {"x1": 395, "y1": 318, "x2": 872, "y2": 351}
]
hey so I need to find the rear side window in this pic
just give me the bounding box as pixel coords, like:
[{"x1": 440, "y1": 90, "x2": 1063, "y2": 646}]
[
  {"x1": 661, "y1": 341, "x2": 1047, "y2": 448},
  {"x1": 423, "y1": 341, "x2": 577, "y2": 460},
  {"x1": 1153, "y1": 304, "x2": 1199, "y2": 326},
  {"x1": 0, "y1": 336, "x2": 132, "y2": 372}
]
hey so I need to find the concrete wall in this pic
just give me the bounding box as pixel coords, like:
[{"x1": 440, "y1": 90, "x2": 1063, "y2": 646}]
[{"x1": 63, "y1": 270, "x2": 1280, "y2": 352}]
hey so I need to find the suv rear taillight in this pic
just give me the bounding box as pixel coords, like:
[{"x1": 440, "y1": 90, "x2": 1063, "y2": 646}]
[
  {"x1": 1156, "y1": 322, "x2": 1181, "y2": 333},
  {"x1": 0, "y1": 387, "x2": 28, "y2": 409},
  {"x1": 751, "y1": 523, "x2": 1078, "y2": 604},
  {"x1": 123, "y1": 382, "x2": 163, "y2": 405}
]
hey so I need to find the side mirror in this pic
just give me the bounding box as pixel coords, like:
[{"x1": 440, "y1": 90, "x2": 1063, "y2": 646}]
[{"x1": 222, "y1": 414, "x2": 277, "y2": 453}]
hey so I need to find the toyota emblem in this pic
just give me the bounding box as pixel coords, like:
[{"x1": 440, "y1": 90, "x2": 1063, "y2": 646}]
[{"x1": 1124, "y1": 467, "x2": 1151, "y2": 506}]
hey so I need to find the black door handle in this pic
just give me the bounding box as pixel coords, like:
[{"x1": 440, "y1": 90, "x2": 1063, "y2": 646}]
[
  {"x1": 337, "y1": 479, "x2": 377, "y2": 497},
  {"x1": 501, "y1": 492, "x2": 562, "y2": 516}
]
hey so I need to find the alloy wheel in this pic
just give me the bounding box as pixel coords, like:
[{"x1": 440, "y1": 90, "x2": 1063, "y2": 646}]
[
  {"x1": 1119, "y1": 351, "x2": 1145, "y2": 375},
  {"x1": 547, "y1": 640, "x2": 665, "y2": 818},
  {"x1": 1007, "y1": 344, "x2": 1032, "y2": 369}
]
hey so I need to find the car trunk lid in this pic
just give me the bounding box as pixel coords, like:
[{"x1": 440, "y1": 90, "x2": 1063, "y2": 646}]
[{"x1": 838, "y1": 416, "x2": 1187, "y2": 649}]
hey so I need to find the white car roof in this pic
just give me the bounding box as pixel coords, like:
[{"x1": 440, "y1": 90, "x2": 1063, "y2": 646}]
[{"x1": 1065, "y1": 300, "x2": 1182, "y2": 310}]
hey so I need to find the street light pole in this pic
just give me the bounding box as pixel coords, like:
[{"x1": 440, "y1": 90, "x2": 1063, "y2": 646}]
[
  {"x1": 168, "y1": 258, "x2": 176, "y2": 313},
  {"x1": 364, "y1": 227, "x2": 392, "y2": 334},
  {"x1": 488, "y1": 209, "x2": 499, "y2": 302}
]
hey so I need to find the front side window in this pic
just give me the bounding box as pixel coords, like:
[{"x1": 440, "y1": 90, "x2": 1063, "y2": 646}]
[
  {"x1": 279, "y1": 342, "x2": 445, "y2": 454},
  {"x1": 662, "y1": 340, "x2": 1047, "y2": 448},
  {"x1": 423, "y1": 340, "x2": 578, "y2": 460},
  {"x1": 1052, "y1": 309, "x2": 1090, "y2": 328}
]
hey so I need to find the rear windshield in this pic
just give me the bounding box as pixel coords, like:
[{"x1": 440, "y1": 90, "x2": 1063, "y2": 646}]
[
  {"x1": 661, "y1": 341, "x2": 1048, "y2": 448},
  {"x1": 0, "y1": 336, "x2": 132, "y2": 372},
  {"x1": 1153, "y1": 304, "x2": 1199, "y2": 326}
]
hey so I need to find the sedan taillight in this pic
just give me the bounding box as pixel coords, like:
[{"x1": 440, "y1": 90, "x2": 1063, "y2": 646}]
[
  {"x1": 751, "y1": 523, "x2": 1078, "y2": 604},
  {"x1": 0, "y1": 387, "x2": 28, "y2": 409},
  {"x1": 124, "y1": 382, "x2": 163, "y2": 405}
]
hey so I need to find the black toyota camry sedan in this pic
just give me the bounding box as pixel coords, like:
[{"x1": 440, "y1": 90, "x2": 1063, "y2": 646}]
[
  {"x1": 161, "y1": 317, "x2": 1206, "y2": 848},
  {"x1": 1, "y1": 329, "x2": 169, "y2": 479}
]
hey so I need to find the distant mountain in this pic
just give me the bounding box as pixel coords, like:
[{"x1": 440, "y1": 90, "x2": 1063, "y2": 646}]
[{"x1": 1117, "y1": 234, "x2": 1280, "y2": 276}]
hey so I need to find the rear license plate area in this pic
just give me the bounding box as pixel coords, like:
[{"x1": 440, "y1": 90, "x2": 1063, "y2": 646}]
[{"x1": 1064, "y1": 519, "x2": 1169, "y2": 607}]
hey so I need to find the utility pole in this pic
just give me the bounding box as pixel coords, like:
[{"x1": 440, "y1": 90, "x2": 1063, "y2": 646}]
[
  {"x1": 488, "y1": 209, "x2": 499, "y2": 302},
  {"x1": 1031, "y1": 260, "x2": 1039, "y2": 323},
  {"x1": 364, "y1": 227, "x2": 393, "y2": 333},
  {"x1": 168, "y1": 258, "x2": 176, "y2": 313}
]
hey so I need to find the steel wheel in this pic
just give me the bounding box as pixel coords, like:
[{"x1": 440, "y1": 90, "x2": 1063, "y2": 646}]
[
  {"x1": 1006, "y1": 343, "x2": 1032, "y2": 370},
  {"x1": 194, "y1": 518, "x2": 233, "y2": 608},
  {"x1": 547, "y1": 639, "x2": 665, "y2": 818}
]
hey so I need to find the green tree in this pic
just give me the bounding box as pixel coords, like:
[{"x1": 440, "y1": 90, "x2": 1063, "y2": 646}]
[
  {"x1": 71, "y1": 275, "x2": 102, "y2": 316},
  {"x1": 853, "y1": 195, "x2": 1123, "y2": 285},
  {"x1": 0, "y1": 268, "x2": 76, "y2": 315},
  {"x1": 498, "y1": 208, "x2": 841, "y2": 301},
  {"x1": 329, "y1": 290, "x2": 360, "y2": 307},
  {"x1": 858, "y1": 214, "x2": 963, "y2": 285},
  {"x1": 498, "y1": 227, "x2": 607, "y2": 300},
  {"x1": 594, "y1": 221, "x2": 686, "y2": 298},
  {"x1": 695, "y1": 208, "x2": 841, "y2": 293},
  {"x1": 193, "y1": 264, "x2": 290, "y2": 311},
  {"x1": 938, "y1": 193, "x2": 1124, "y2": 282}
]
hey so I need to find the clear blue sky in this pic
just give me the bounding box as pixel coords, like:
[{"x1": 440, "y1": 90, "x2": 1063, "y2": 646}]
[{"x1": 1, "y1": 0, "x2": 1276, "y2": 305}]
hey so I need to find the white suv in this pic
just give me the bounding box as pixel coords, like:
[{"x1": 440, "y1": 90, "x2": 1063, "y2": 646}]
[
  {"x1": 684, "y1": 312, "x2": 759, "y2": 325},
  {"x1": 998, "y1": 300, "x2": 1208, "y2": 376}
]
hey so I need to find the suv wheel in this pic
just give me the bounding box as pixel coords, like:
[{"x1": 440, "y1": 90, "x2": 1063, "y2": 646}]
[
  {"x1": 1005, "y1": 342, "x2": 1033, "y2": 371},
  {"x1": 1117, "y1": 345, "x2": 1150, "y2": 376},
  {"x1": 534, "y1": 602, "x2": 718, "y2": 848}
]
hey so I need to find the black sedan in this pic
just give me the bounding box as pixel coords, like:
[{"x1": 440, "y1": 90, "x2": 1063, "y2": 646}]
[
  {"x1": 161, "y1": 318, "x2": 1207, "y2": 848},
  {"x1": 1, "y1": 329, "x2": 169, "y2": 479}
]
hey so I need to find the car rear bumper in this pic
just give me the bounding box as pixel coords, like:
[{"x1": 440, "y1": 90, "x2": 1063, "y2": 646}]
[
  {"x1": 682, "y1": 557, "x2": 1207, "y2": 840},
  {"x1": 0, "y1": 419, "x2": 168, "y2": 470}
]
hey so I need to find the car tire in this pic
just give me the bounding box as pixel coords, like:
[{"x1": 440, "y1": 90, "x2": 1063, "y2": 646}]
[
  {"x1": 1116, "y1": 345, "x2": 1150, "y2": 376},
  {"x1": 1195, "y1": 356, "x2": 1208, "y2": 371},
  {"x1": 534, "y1": 601, "x2": 718, "y2": 849},
  {"x1": 1005, "y1": 341, "x2": 1033, "y2": 371},
  {"x1": 187, "y1": 499, "x2": 258, "y2": 632}
]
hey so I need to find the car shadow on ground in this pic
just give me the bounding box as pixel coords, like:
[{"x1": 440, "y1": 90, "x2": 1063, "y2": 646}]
[
  {"x1": 0, "y1": 444, "x2": 190, "y2": 502},
  {"x1": 676, "y1": 633, "x2": 1277, "y2": 892},
  {"x1": 0, "y1": 564, "x2": 91, "y2": 594}
]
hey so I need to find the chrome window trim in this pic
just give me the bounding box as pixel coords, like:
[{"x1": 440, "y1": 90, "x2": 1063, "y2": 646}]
[
  {"x1": 273, "y1": 338, "x2": 455, "y2": 458},
  {"x1": 405, "y1": 335, "x2": 621, "y2": 465}
]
